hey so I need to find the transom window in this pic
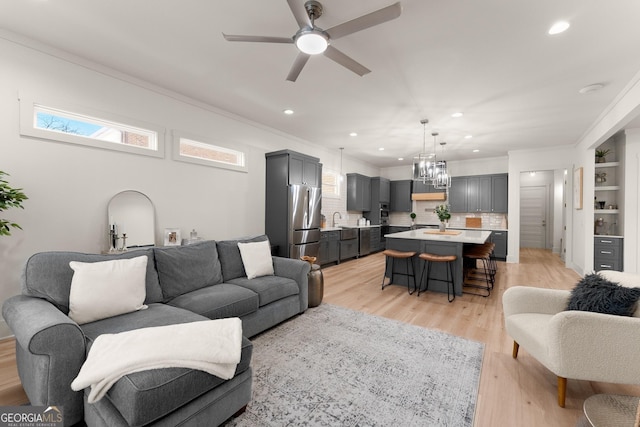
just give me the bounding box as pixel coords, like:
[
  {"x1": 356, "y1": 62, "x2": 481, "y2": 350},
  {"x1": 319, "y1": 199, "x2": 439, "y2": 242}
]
[
  {"x1": 172, "y1": 132, "x2": 248, "y2": 172},
  {"x1": 19, "y1": 97, "x2": 164, "y2": 158}
]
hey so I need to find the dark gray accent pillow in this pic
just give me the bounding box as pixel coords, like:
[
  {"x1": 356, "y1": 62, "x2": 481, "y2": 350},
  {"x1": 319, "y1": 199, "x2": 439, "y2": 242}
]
[
  {"x1": 22, "y1": 248, "x2": 163, "y2": 313},
  {"x1": 216, "y1": 235, "x2": 269, "y2": 281},
  {"x1": 154, "y1": 240, "x2": 223, "y2": 300},
  {"x1": 566, "y1": 273, "x2": 640, "y2": 316}
]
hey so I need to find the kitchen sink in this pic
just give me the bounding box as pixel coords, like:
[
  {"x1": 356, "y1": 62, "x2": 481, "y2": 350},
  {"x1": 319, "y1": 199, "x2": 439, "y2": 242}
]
[{"x1": 340, "y1": 227, "x2": 358, "y2": 240}]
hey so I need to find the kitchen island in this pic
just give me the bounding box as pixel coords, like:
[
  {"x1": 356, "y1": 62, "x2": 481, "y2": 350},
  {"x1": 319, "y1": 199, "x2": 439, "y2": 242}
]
[{"x1": 384, "y1": 229, "x2": 492, "y2": 296}]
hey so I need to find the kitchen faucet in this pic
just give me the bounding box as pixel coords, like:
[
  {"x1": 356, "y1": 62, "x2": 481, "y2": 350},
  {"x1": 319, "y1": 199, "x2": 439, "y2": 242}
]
[{"x1": 332, "y1": 211, "x2": 342, "y2": 228}]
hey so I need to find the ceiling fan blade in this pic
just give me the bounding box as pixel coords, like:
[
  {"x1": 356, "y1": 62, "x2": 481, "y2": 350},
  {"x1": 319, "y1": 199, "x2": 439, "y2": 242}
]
[
  {"x1": 286, "y1": 52, "x2": 311, "y2": 82},
  {"x1": 222, "y1": 33, "x2": 293, "y2": 44},
  {"x1": 287, "y1": 0, "x2": 311, "y2": 28},
  {"x1": 325, "y1": 2, "x2": 402, "y2": 40},
  {"x1": 323, "y1": 45, "x2": 370, "y2": 76}
]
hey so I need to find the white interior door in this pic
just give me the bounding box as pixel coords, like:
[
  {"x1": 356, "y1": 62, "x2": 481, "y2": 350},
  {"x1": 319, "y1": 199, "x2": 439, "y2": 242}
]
[{"x1": 520, "y1": 186, "x2": 547, "y2": 248}]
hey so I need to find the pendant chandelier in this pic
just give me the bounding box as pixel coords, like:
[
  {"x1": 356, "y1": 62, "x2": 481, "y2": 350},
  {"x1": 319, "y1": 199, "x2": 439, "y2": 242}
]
[{"x1": 412, "y1": 119, "x2": 450, "y2": 188}]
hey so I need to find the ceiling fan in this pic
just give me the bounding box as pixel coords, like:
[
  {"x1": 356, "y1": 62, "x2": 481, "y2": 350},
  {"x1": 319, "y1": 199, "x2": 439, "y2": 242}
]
[{"x1": 223, "y1": 0, "x2": 402, "y2": 82}]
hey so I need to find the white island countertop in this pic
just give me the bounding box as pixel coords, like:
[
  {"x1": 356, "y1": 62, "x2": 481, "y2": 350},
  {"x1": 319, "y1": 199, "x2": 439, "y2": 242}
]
[{"x1": 385, "y1": 229, "x2": 491, "y2": 244}]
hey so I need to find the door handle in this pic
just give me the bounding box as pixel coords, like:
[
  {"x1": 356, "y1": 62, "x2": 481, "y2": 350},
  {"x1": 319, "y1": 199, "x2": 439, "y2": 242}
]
[{"x1": 542, "y1": 220, "x2": 546, "y2": 227}]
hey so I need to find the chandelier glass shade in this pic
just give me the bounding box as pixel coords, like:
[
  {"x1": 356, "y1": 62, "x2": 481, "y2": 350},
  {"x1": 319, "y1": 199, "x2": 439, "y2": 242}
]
[{"x1": 412, "y1": 122, "x2": 451, "y2": 188}]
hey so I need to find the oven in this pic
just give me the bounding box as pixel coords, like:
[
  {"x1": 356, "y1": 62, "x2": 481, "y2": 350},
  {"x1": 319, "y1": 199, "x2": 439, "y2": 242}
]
[{"x1": 380, "y1": 203, "x2": 389, "y2": 225}]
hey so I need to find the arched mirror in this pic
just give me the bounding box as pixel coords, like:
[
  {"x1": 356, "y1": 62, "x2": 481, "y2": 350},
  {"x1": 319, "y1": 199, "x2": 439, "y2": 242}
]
[{"x1": 107, "y1": 190, "x2": 155, "y2": 248}]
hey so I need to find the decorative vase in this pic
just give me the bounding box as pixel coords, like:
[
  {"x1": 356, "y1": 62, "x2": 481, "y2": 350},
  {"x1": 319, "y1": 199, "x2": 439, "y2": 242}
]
[{"x1": 439, "y1": 222, "x2": 446, "y2": 232}]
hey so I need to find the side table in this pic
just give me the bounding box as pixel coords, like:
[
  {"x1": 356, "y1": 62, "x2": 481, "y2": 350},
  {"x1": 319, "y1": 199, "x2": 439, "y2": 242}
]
[{"x1": 577, "y1": 394, "x2": 640, "y2": 427}]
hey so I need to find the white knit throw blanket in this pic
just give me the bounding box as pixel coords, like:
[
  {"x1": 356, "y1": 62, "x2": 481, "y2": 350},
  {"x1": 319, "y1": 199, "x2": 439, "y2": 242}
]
[{"x1": 71, "y1": 318, "x2": 243, "y2": 403}]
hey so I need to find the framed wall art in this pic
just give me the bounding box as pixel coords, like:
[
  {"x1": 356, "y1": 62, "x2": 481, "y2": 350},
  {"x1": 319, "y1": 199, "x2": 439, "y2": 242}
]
[
  {"x1": 573, "y1": 167, "x2": 583, "y2": 210},
  {"x1": 164, "y1": 228, "x2": 181, "y2": 246}
]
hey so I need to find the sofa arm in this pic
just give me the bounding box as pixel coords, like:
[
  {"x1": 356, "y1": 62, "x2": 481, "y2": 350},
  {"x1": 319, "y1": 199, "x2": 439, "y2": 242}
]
[
  {"x1": 272, "y1": 257, "x2": 311, "y2": 313},
  {"x1": 503, "y1": 286, "x2": 570, "y2": 317},
  {"x1": 549, "y1": 310, "x2": 640, "y2": 383},
  {"x1": 2, "y1": 295, "x2": 86, "y2": 426}
]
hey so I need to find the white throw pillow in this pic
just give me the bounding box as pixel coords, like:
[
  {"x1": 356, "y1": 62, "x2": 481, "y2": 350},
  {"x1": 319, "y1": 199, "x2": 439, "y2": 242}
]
[
  {"x1": 68, "y1": 256, "x2": 148, "y2": 324},
  {"x1": 237, "y1": 240, "x2": 274, "y2": 280}
]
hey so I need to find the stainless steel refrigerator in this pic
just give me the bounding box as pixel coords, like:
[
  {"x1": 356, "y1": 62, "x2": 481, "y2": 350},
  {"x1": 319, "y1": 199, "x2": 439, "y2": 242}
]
[{"x1": 288, "y1": 184, "x2": 321, "y2": 259}]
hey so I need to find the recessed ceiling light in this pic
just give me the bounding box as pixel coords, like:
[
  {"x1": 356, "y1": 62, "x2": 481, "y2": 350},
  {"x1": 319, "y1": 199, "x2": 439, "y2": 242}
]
[
  {"x1": 398, "y1": 157, "x2": 404, "y2": 161},
  {"x1": 451, "y1": 112, "x2": 463, "y2": 118},
  {"x1": 283, "y1": 109, "x2": 294, "y2": 115},
  {"x1": 378, "y1": 147, "x2": 385, "y2": 151},
  {"x1": 464, "y1": 134, "x2": 473, "y2": 139},
  {"x1": 548, "y1": 21, "x2": 570, "y2": 35},
  {"x1": 349, "y1": 132, "x2": 358, "y2": 137},
  {"x1": 579, "y1": 83, "x2": 605, "y2": 94},
  {"x1": 473, "y1": 149, "x2": 480, "y2": 153}
]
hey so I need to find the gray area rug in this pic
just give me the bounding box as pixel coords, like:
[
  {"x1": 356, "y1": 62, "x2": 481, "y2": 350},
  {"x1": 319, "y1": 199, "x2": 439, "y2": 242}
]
[{"x1": 225, "y1": 304, "x2": 484, "y2": 426}]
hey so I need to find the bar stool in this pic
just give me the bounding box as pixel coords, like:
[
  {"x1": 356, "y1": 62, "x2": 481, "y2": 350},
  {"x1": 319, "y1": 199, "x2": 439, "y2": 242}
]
[
  {"x1": 417, "y1": 253, "x2": 457, "y2": 302},
  {"x1": 381, "y1": 249, "x2": 417, "y2": 294},
  {"x1": 462, "y1": 243, "x2": 494, "y2": 297}
]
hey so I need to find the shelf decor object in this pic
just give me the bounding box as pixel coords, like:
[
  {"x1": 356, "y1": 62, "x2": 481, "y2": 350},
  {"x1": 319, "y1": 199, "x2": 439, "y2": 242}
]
[{"x1": 574, "y1": 167, "x2": 583, "y2": 210}]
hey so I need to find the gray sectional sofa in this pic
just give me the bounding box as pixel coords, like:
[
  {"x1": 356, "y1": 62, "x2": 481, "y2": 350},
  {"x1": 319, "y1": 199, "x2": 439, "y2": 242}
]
[{"x1": 2, "y1": 235, "x2": 310, "y2": 426}]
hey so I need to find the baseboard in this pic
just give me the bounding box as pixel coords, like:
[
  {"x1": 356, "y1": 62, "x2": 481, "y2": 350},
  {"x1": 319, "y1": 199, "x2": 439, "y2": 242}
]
[{"x1": 0, "y1": 319, "x2": 13, "y2": 340}]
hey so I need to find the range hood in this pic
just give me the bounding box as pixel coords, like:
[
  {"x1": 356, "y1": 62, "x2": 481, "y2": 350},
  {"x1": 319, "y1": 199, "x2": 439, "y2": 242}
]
[{"x1": 411, "y1": 192, "x2": 446, "y2": 201}]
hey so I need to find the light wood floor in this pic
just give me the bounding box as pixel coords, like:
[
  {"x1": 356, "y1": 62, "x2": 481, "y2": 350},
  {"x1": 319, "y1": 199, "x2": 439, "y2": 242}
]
[{"x1": 1, "y1": 248, "x2": 638, "y2": 426}]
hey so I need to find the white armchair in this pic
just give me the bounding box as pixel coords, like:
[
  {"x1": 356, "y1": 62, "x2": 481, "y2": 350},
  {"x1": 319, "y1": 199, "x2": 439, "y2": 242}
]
[{"x1": 503, "y1": 277, "x2": 640, "y2": 407}]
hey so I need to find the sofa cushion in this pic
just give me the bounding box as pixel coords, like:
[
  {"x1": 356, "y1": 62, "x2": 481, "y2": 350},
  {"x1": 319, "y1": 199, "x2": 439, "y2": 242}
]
[
  {"x1": 68, "y1": 256, "x2": 148, "y2": 324},
  {"x1": 154, "y1": 240, "x2": 223, "y2": 300},
  {"x1": 167, "y1": 283, "x2": 259, "y2": 319},
  {"x1": 22, "y1": 249, "x2": 163, "y2": 313},
  {"x1": 566, "y1": 273, "x2": 640, "y2": 316},
  {"x1": 238, "y1": 240, "x2": 274, "y2": 279},
  {"x1": 227, "y1": 276, "x2": 300, "y2": 307},
  {"x1": 217, "y1": 235, "x2": 268, "y2": 281},
  {"x1": 80, "y1": 304, "x2": 253, "y2": 427}
]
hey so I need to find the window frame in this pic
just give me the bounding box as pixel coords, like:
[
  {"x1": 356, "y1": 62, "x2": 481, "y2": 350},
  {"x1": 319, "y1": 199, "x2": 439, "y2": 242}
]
[
  {"x1": 322, "y1": 168, "x2": 341, "y2": 199},
  {"x1": 19, "y1": 95, "x2": 165, "y2": 158},
  {"x1": 172, "y1": 131, "x2": 248, "y2": 173}
]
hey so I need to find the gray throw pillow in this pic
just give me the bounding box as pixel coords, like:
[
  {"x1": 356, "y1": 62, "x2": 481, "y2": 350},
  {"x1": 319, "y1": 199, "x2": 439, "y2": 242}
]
[
  {"x1": 154, "y1": 240, "x2": 223, "y2": 300},
  {"x1": 566, "y1": 273, "x2": 640, "y2": 316},
  {"x1": 217, "y1": 235, "x2": 269, "y2": 281}
]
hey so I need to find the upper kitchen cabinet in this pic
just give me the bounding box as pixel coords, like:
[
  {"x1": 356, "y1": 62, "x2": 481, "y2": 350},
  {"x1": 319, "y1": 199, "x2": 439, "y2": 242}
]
[
  {"x1": 376, "y1": 177, "x2": 391, "y2": 203},
  {"x1": 449, "y1": 177, "x2": 467, "y2": 213},
  {"x1": 266, "y1": 150, "x2": 322, "y2": 187},
  {"x1": 467, "y1": 176, "x2": 492, "y2": 213},
  {"x1": 347, "y1": 173, "x2": 371, "y2": 211},
  {"x1": 491, "y1": 174, "x2": 508, "y2": 213},
  {"x1": 364, "y1": 177, "x2": 390, "y2": 225},
  {"x1": 390, "y1": 180, "x2": 412, "y2": 212},
  {"x1": 412, "y1": 180, "x2": 441, "y2": 194},
  {"x1": 450, "y1": 174, "x2": 508, "y2": 213}
]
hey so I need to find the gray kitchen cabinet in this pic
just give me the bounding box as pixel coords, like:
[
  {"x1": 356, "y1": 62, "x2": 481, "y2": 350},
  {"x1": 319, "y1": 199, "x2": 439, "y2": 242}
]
[
  {"x1": 289, "y1": 152, "x2": 322, "y2": 187},
  {"x1": 370, "y1": 227, "x2": 382, "y2": 252},
  {"x1": 347, "y1": 173, "x2": 371, "y2": 212},
  {"x1": 364, "y1": 177, "x2": 390, "y2": 225},
  {"x1": 412, "y1": 180, "x2": 441, "y2": 193},
  {"x1": 319, "y1": 230, "x2": 340, "y2": 266},
  {"x1": 449, "y1": 177, "x2": 467, "y2": 213},
  {"x1": 388, "y1": 226, "x2": 410, "y2": 234},
  {"x1": 467, "y1": 176, "x2": 492, "y2": 213},
  {"x1": 490, "y1": 230, "x2": 508, "y2": 260},
  {"x1": 594, "y1": 236, "x2": 623, "y2": 271},
  {"x1": 390, "y1": 180, "x2": 412, "y2": 212},
  {"x1": 491, "y1": 174, "x2": 508, "y2": 213},
  {"x1": 266, "y1": 150, "x2": 322, "y2": 187}
]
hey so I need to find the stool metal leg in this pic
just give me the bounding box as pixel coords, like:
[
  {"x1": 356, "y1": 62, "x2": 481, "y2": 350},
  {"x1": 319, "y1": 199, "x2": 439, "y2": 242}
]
[
  {"x1": 406, "y1": 257, "x2": 416, "y2": 295},
  {"x1": 447, "y1": 260, "x2": 455, "y2": 303},
  {"x1": 381, "y1": 256, "x2": 393, "y2": 290}
]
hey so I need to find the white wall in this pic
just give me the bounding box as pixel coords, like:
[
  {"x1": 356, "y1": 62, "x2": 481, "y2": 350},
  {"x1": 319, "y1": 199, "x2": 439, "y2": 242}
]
[
  {"x1": 381, "y1": 156, "x2": 508, "y2": 180},
  {"x1": 0, "y1": 37, "x2": 380, "y2": 337}
]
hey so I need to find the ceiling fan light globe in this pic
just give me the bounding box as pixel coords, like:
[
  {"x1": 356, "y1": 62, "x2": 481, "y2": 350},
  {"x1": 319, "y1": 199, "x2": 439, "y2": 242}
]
[{"x1": 295, "y1": 29, "x2": 329, "y2": 54}]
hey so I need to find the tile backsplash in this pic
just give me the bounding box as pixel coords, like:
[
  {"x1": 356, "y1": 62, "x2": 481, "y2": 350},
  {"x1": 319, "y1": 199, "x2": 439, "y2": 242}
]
[{"x1": 389, "y1": 200, "x2": 507, "y2": 229}]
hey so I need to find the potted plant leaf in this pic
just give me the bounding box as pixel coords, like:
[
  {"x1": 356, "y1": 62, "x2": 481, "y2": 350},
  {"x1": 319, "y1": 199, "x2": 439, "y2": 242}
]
[
  {"x1": 595, "y1": 149, "x2": 611, "y2": 163},
  {"x1": 0, "y1": 171, "x2": 28, "y2": 236},
  {"x1": 410, "y1": 212, "x2": 417, "y2": 229},
  {"x1": 434, "y1": 204, "x2": 451, "y2": 232}
]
